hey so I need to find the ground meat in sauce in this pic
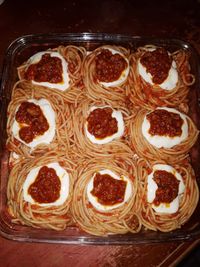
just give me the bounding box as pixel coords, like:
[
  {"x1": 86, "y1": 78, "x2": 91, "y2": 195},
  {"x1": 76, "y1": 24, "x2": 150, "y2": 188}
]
[
  {"x1": 140, "y1": 48, "x2": 173, "y2": 84},
  {"x1": 28, "y1": 166, "x2": 61, "y2": 204},
  {"x1": 16, "y1": 101, "x2": 49, "y2": 143},
  {"x1": 87, "y1": 107, "x2": 118, "y2": 139},
  {"x1": 95, "y1": 49, "x2": 128, "y2": 83},
  {"x1": 153, "y1": 170, "x2": 180, "y2": 206},
  {"x1": 91, "y1": 173, "x2": 127, "y2": 205},
  {"x1": 147, "y1": 109, "x2": 183, "y2": 137},
  {"x1": 25, "y1": 53, "x2": 63, "y2": 83}
]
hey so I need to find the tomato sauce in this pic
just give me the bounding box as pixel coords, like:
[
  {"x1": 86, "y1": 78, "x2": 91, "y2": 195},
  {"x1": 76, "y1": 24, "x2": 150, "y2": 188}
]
[
  {"x1": 147, "y1": 109, "x2": 183, "y2": 137},
  {"x1": 91, "y1": 173, "x2": 127, "y2": 205},
  {"x1": 140, "y1": 48, "x2": 172, "y2": 84},
  {"x1": 87, "y1": 107, "x2": 118, "y2": 139},
  {"x1": 16, "y1": 101, "x2": 49, "y2": 143},
  {"x1": 25, "y1": 53, "x2": 63, "y2": 83},
  {"x1": 95, "y1": 49, "x2": 127, "y2": 83},
  {"x1": 153, "y1": 170, "x2": 180, "y2": 206},
  {"x1": 28, "y1": 166, "x2": 61, "y2": 204}
]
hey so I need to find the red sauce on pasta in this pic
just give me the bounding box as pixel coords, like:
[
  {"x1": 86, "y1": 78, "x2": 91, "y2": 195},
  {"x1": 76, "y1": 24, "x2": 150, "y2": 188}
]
[
  {"x1": 87, "y1": 107, "x2": 118, "y2": 139},
  {"x1": 91, "y1": 173, "x2": 127, "y2": 205},
  {"x1": 95, "y1": 49, "x2": 128, "y2": 83},
  {"x1": 25, "y1": 53, "x2": 63, "y2": 83},
  {"x1": 147, "y1": 109, "x2": 183, "y2": 137},
  {"x1": 68, "y1": 57, "x2": 79, "y2": 74},
  {"x1": 140, "y1": 48, "x2": 172, "y2": 84},
  {"x1": 28, "y1": 166, "x2": 61, "y2": 204},
  {"x1": 143, "y1": 86, "x2": 166, "y2": 106},
  {"x1": 16, "y1": 101, "x2": 49, "y2": 143},
  {"x1": 153, "y1": 170, "x2": 180, "y2": 206}
]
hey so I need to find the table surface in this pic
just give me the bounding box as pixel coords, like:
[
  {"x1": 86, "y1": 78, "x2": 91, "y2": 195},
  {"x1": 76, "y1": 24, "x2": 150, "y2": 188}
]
[{"x1": 0, "y1": 0, "x2": 200, "y2": 266}]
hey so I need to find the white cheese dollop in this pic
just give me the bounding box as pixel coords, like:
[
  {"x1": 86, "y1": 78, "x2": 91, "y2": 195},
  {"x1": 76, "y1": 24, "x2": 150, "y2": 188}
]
[
  {"x1": 85, "y1": 106, "x2": 124, "y2": 145},
  {"x1": 23, "y1": 162, "x2": 70, "y2": 207},
  {"x1": 138, "y1": 47, "x2": 178, "y2": 90},
  {"x1": 12, "y1": 98, "x2": 56, "y2": 148},
  {"x1": 147, "y1": 164, "x2": 185, "y2": 213},
  {"x1": 97, "y1": 47, "x2": 130, "y2": 88},
  {"x1": 26, "y1": 51, "x2": 69, "y2": 91},
  {"x1": 142, "y1": 107, "x2": 188, "y2": 149},
  {"x1": 87, "y1": 169, "x2": 132, "y2": 212}
]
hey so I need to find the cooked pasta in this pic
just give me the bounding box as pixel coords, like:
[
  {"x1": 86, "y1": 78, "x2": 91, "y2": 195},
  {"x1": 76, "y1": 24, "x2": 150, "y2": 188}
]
[
  {"x1": 82, "y1": 45, "x2": 131, "y2": 106},
  {"x1": 5, "y1": 43, "x2": 199, "y2": 236},
  {"x1": 71, "y1": 97, "x2": 134, "y2": 159},
  {"x1": 71, "y1": 156, "x2": 142, "y2": 236},
  {"x1": 128, "y1": 107, "x2": 199, "y2": 163},
  {"x1": 7, "y1": 152, "x2": 75, "y2": 230},
  {"x1": 18, "y1": 45, "x2": 87, "y2": 96},
  {"x1": 6, "y1": 81, "x2": 75, "y2": 157},
  {"x1": 137, "y1": 157, "x2": 199, "y2": 232},
  {"x1": 127, "y1": 45, "x2": 195, "y2": 110}
]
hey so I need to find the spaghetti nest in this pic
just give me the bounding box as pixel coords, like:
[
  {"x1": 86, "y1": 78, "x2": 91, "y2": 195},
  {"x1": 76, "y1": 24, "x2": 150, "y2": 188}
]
[
  {"x1": 137, "y1": 157, "x2": 199, "y2": 232},
  {"x1": 71, "y1": 156, "x2": 142, "y2": 236},
  {"x1": 128, "y1": 108, "x2": 199, "y2": 163},
  {"x1": 71, "y1": 97, "x2": 134, "y2": 159},
  {"x1": 17, "y1": 45, "x2": 87, "y2": 103},
  {"x1": 6, "y1": 81, "x2": 75, "y2": 158},
  {"x1": 127, "y1": 46, "x2": 195, "y2": 110},
  {"x1": 7, "y1": 152, "x2": 76, "y2": 230},
  {"x1": 82, "y1": 45, "x2": 131, "y2": 106}
]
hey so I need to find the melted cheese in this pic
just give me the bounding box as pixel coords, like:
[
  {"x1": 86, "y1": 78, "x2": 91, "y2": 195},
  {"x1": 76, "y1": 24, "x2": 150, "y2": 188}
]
[
  {"x1": 12, "y1": 99, "x2": 56, "y2": 148},
  {"x1": 97, "y1": 47, "x2": 130, "y2": 88},
  {"x1": 26, "y1": 51, "x2": 69, "y2": 91},
  {"x1": 138, "y1": 47, "x2": 178, "y2": 90},
  {"x1": 87, "y1": 169, "x2": 132, "y2": 212},
  {"x1": 142, "y1": 107, "x2": 188, "y2": 148},
  {"x1": 23, "y1": 162, "x2": 70, "y2": 207},
  {"x1": 147, "y1": 164, "x2": 185, "y2": 213},
  {"x1": 85, "y1": 106, "x2": 124, "y2": 145}
]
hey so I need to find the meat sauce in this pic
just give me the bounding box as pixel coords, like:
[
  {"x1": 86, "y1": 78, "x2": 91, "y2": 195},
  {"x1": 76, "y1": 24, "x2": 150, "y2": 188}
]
[
  {"x1": 95, "y1": 49, "x2": 128, "y2": 83},
  {"x1": 147, "y1": 109, "x2": 183, "y2": 137},
  {"x1": 28, "y1": 166, "x2": 61, "y2": 204},
  {"x1": 140, "y1": 48, "x2": 173, "y2": 84},
  {"x1": 91, "y1": 173, "x2": 127, "y2": 205},
  {"x1": 25, "y1": 53, "x2": 63, "y2": 83},
  {"x1": 153, "y1": 170, "x2": 180, "y2": 206},
  {"x1": 16, "y1": 101, "x2": 49, "y2": 143},
  {"x1": 87, "y1": 107, "x2": 118, "y2": 139}
]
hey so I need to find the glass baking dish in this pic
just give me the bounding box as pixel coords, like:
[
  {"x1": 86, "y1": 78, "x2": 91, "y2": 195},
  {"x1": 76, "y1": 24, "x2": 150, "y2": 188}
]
[{"x1": 0, "y1": 33, "x2": 200, "y2": 244}]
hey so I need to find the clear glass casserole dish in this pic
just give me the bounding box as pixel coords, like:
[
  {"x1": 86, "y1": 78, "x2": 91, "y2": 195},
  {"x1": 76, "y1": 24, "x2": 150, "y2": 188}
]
[{"x1": 0, "y1": 33, "x2": 200, "y2": 244}]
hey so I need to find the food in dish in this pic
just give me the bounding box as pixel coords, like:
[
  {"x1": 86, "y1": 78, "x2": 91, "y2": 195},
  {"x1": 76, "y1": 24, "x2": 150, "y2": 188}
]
[
  {"x1": 141, "y1": 107, "x2": 188, "y2": 149},
  {"x1": 6, "y1": 81, "x2": 74, "y2": 157},
  {"x1": 72, "y1": 98, "x2": 133, "y2": 158},
  {"x1": 17, "y1": 45, "x2": 87, "y2": 93},
  {"x1": 23, "y1": 162, "x2": 70, "y2": 207},
  {"x1": 85, "y1": 106, "x2": 124, "y2": 144},
  {"x1": 71, "y1": 157, "x2": 141, "y2": 236},
  {"x1": 7, "y1": 153, "x2": 74, "y2": 230},
  {"x1": 129, "y1": 107, "x2": 199, "y2": 163},
  {"x1": 82, "y1": 45, "x2": 130, "y2": 106},
  {"x1": 95, "y1": 47, "x2": 129, "y2": 88},
  {"x1": 11, "y1": 98, "x2": 55, "y2": 148},
  {"x1": 86, "y1": 169, "x2": 132, "y2": 212},
  {"x1": 137, "y1": 158, "x2": 199, "y2": 232},
  {"x1": 127, "y1": 45, "x2": 195, "y2": 109},
  {"x1": 4, "y1": 42, "x2": 199, "y2": 237},
  {"x1": 138, "y1": 47, "x2": 178, "y2": 90},
  {"x1": 147, "y1": 164, "x2": 185, "y2": 213},
  {"x1": 21, "y1": 51, "x2": 70, "y2": 91}
]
